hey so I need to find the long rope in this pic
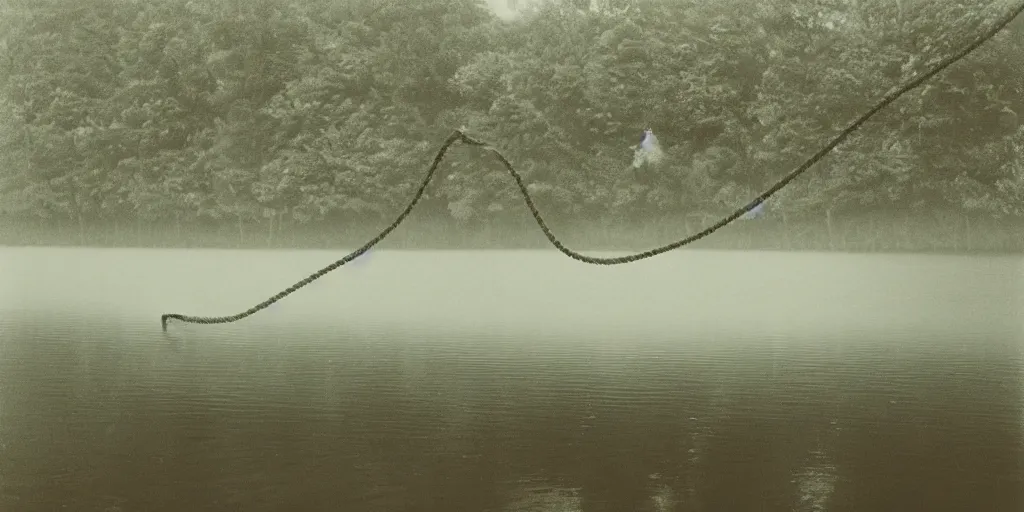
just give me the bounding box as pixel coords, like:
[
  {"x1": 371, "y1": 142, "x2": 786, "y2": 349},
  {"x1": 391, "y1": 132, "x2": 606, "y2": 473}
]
[{"x1": 161, "y1": 2, "x2": 1024, "y2": 331}]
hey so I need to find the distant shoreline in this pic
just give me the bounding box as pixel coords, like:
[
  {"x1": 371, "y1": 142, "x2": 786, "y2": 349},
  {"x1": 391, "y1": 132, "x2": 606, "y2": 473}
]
[{"x1": 2, "y1": 214, "x2": 1021, "y2": 255}]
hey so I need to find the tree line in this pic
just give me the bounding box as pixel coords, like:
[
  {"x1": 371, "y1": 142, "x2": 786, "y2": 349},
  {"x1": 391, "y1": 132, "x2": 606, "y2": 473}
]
[{"x1": 1, "y1": 0, "x2": 1021, "y2": 240}]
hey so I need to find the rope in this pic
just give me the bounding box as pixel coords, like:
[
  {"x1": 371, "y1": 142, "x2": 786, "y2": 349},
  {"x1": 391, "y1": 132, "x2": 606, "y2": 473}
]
[{"x1": 161, "y1": 2, "x2": 1024, "y2": 331}]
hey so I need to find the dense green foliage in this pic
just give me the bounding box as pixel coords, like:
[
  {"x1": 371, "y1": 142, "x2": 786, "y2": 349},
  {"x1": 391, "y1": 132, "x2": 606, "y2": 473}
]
[{"x1": 1, "y1": 0, "x2": 1021, "y2": 241}]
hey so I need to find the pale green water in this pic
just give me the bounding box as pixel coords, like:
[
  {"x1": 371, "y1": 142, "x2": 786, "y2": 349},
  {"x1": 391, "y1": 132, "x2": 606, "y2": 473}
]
[{"x1": 1, "y1": 248, "x2": 1022, "y2": 511}]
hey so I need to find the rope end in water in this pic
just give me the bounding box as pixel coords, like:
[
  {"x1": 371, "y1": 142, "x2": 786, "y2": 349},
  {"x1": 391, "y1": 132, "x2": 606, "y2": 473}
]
[{"x1": 161, "y1": 314, "x2": 177, "y2": 332}]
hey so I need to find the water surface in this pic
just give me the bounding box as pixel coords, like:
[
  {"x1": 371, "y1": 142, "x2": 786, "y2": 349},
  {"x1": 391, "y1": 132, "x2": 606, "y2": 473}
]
[{"x1": 1, "y1": 248, "x2": 1022, "y2": 511}]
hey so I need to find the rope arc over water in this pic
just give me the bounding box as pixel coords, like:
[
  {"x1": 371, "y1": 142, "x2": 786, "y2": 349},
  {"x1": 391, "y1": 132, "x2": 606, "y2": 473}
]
[{"x1": 161, "y1": 1, "x2": 1024, "y2": 331}]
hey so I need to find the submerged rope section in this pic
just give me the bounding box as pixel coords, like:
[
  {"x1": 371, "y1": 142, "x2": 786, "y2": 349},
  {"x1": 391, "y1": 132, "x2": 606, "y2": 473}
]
[{"x1": 161, "y1": 2, "x2": 1024, "y2": 331}]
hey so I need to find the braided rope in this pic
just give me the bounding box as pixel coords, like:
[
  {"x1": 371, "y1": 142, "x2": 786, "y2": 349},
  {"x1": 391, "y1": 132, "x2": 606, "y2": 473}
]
[{"x1": 161, "y1": 2, "x2": 1024, "y2": 331}]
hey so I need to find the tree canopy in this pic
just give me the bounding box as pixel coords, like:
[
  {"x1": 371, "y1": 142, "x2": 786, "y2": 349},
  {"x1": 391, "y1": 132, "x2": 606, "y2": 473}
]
[{"x1": 1, "y1": 0, "x2": 1021, "y2": 231}]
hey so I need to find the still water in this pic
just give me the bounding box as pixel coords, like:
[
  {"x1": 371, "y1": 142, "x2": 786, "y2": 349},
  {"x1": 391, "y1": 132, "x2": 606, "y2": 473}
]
[{"x1": 1, "y1": 247, "x2": 1022, "y2": 511}]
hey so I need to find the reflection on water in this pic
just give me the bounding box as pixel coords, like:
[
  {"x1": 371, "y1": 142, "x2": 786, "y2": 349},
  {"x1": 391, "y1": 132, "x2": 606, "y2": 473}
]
[
  {"x1": 794, "y1": 447, "x2": 837, "y2": 512},
  {"x1": 0, "y1": 248, "x2": 1022, "y2": 511},
  {"x1": 503, "y1": 480, "x2": 582, "y2": 512}
]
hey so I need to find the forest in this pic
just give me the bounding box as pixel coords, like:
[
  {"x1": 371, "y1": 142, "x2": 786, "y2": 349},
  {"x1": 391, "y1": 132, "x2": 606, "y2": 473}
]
[{"x1": 0, "y1": 0, "x2": 1022, "y2": 251}]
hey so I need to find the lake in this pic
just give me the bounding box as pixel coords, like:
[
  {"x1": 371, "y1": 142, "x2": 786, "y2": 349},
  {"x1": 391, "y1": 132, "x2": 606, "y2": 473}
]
[{"x1": 1, "y1": 247, "x2": 1022, "y2": 511}]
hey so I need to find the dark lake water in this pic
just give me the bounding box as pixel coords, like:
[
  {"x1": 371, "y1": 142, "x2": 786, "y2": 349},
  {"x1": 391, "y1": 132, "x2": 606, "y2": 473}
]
[{"x1": 1, "y1": 247, "x2": 1022, "y2": 511}]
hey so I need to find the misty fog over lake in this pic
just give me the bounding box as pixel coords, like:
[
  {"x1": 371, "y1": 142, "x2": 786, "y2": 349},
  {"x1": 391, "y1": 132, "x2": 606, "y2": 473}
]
[{"x1": 1, "y1": 248, "x2": 1022, "y2": 511}]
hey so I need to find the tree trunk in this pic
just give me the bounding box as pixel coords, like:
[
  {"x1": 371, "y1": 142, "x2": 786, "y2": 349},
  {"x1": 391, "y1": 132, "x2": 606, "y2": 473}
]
[
  {"x1": 781, "y1": 209, "x2": 791, "y2": 250},
  {"x1": 824, "y1": 209, "x2": 834, "y2": 250},
  {"x1": 901, "y1": 214, "x2": 911, "y2": 251},
  {"x1": 266, "y1": 211, "x2": 275, "y2": 248},
  {"x1": 963, "y1": 214, "x2": 972, "y2": 251},
  {"x1": 868, "y1": 217, "x2": 877, "y2": 252},
  {"x1": 237, "y1": 214, "x2": 244, "y2": 247},
  {"x1": 77, "y1": 212, "x2": 85, "y2": 245}
]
